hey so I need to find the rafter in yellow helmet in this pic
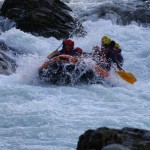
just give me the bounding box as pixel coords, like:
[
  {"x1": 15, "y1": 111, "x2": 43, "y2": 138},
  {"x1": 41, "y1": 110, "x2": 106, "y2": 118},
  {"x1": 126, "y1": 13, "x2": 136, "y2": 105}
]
[{"x1": 101, "y1": 36, "x2": 111, "y2": 45}]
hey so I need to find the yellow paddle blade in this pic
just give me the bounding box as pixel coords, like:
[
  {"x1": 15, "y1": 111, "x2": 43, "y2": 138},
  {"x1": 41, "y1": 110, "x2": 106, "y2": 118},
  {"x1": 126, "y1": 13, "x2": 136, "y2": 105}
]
[{"x1": 117, "y1": 70, "x2": 137, "y2": 84}]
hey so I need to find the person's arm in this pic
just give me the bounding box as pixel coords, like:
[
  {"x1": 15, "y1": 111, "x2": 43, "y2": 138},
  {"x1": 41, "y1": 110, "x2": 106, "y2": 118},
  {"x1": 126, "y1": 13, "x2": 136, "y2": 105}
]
[
  {"x1": 108, "y1": 41, "x2": 117, "y2": 63},
  {"x1": 108, "y1": 41, "x2": 123, "y2": 70},
  {"x1": 117, "y1": 53, "x2": 124, "y2": 67},
  {"x1": 109, "y1": 51, "x2": 123, "y2": 70}
]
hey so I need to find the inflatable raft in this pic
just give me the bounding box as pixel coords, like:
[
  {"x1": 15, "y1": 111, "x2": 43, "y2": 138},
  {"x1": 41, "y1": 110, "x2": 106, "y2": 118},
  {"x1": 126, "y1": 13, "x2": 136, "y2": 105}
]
[{"x1": 39, "y1": 55, "x2": 109, "y2": 85}]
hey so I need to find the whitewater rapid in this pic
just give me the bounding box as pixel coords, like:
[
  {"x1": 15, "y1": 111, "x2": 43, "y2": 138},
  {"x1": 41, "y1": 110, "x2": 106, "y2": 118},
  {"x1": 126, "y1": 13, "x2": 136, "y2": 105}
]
[{"x1": 0, "y1": 5, "x2": 150, "y2": 150}]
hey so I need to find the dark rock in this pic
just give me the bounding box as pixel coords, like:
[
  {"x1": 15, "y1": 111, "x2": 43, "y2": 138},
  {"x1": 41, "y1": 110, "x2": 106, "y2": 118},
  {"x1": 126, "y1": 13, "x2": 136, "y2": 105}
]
[
  {"x1": 77, "y1": 127, "x2": 150, "y2": 150},
  {"x1": 0, "y1": 0, "x2": 79, "y2": 39},
  {"x1": 82, "y1": 1, "x2": 150, "y2": 27},
  {"x1": 0, "y1": 41, "x2": 16, "y2": 75}
]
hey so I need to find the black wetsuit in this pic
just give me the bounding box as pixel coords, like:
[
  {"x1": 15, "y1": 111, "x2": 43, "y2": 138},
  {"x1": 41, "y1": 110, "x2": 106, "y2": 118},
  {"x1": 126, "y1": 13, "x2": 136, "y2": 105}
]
[{"x1": 101, "y1": 41, "x2": 123, "y2": 70}]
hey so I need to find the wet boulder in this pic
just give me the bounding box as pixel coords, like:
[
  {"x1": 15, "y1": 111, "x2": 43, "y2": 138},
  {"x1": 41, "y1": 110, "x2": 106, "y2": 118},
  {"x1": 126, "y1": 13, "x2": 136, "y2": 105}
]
[
  {"x1": 77, "y1": 127, "x2": 150, "y2": 150},
  {"x1": 0, "y1": 0, "x2": 77, "y2": 39}
]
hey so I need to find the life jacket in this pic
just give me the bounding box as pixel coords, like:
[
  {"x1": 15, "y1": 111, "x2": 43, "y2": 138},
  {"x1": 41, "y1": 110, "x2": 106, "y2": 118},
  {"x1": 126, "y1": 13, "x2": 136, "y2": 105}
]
[
  {"x1": 92, "y1": 46, "x2": 108, "y2": 62},
  {"x1": 99, "y1": 47, "x2": 108, "y2": 62},
  {"x1": 92, "y1": 44, "x2": 123, "y2": 70},
  {"x1": 99, "y1": 46, "x2": 123, "y2": 64},
  {"x1": 92, "y1": 46, "x2": 102, "y2": 62},
  {"x1": 59, "y1": 47, "x2": 82, "y2": 57}
]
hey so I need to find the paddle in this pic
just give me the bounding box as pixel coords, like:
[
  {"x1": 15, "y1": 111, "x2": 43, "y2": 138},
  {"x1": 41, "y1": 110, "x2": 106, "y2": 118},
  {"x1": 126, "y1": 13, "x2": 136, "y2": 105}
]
[
  {"x1": 47, "y1": 49, "x2": 59, "y2": 59},
  {"x1": 91, "y1": 62, "x2": 137, "y2": 84},
  {"x1": 112, "y1": 64, "x2": 137, "y2": 84},
  {"x1": 47, "y1": 17, "x2": 87, "y2": 59},
  {"x1": 117, "y1": 70, "x2": 137, "y2": 84}
]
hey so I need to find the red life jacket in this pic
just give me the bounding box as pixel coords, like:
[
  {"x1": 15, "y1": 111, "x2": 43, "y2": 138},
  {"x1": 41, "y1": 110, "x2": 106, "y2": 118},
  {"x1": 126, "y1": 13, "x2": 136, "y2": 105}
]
[{"x1": 60, "y1": 47, "x2": 83, "y2": 56}]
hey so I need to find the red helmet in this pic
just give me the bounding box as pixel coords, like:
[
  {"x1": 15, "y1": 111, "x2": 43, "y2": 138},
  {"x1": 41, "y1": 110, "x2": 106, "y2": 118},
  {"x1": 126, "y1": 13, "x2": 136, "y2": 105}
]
[
  {"x1": 64, "y1": 39, "x2": 74, "y2": 47},
  {"x1": 76, "y1": 47, "x2": 83, "y2": 54}
]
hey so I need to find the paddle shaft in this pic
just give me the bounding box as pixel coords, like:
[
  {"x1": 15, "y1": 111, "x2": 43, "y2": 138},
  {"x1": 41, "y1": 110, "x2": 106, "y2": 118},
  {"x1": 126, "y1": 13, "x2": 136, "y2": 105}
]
[
  {"x1": 56, "y1": 17, "x2": 87, "y2": 50},
  {"x1": 47, "y1": 17, "x2": 87, "y2": 59}
]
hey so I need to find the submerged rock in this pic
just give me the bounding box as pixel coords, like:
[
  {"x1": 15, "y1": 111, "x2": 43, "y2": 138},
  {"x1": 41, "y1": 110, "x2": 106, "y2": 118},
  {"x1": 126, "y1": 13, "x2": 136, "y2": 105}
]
[
  {"x1": 0, "y1": 16, "x2": 15, "y2": 33},
  {"x1": 77, "y1": 127, "x2": 150, "y2": 150},
  {"x1": 0, "y1": 41, "x2": 16, "y2": 75},
  {"x1": 0, "y1": 0, "x2": 79, "y2": 39}
]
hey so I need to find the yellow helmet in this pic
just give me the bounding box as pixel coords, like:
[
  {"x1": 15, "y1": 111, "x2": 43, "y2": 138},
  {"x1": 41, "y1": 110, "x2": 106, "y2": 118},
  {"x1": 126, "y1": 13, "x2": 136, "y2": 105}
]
[
  {"x1": 101, "y1": 36, "x2": 111, "y2": 45},
  {"x1": 115, "y1": 43, "x2": 120, "y2": 49}
]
